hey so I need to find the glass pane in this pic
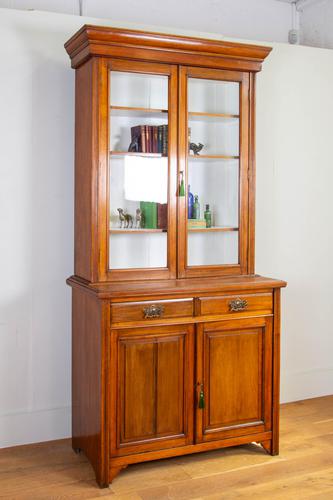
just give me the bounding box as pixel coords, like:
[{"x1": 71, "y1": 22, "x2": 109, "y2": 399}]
[
  {"x1": 187, "y1": 77, "x2": 240, "y2": 267},
  {"x1": 109, "y1": 71, "x2": 169, "y2": 270}
]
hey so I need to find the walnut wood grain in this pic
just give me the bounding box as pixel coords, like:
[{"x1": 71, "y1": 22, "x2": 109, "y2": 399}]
[
  {"x1": 72, "y1": 288, "x2": 110, "y2": 487},
  {"x1": 196, "y1": 318, "x2": 273, "y2": 443},
  {"x1": 111, "y1": 298, "x2": 193, "y2": 323},
  {"x1": 67, "y1": 274, "x2": 286, "y2": 300},
  {"x1": 110, "y1": 325, "x2": 194, "y2": 457},
  {"x1": 198, "y1": 293, "x2": 273, "y2": 317},
  {"x1": 73, "y1": 60, "x2": 95, "y2": 281}
]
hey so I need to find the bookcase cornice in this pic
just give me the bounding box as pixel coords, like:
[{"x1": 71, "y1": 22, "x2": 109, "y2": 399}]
[{"x1": 65, "y1": 24, "x2": 272, "y2": 71}]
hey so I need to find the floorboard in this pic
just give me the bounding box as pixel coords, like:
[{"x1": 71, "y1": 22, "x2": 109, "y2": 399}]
[{"x1": 0, "y1": 396, "x2": 332, "y2": 499}]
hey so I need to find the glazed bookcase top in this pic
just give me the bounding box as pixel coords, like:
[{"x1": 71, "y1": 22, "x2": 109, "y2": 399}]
[{"x1": 65, "y1": 25, "x2": 273, "y2": 283}]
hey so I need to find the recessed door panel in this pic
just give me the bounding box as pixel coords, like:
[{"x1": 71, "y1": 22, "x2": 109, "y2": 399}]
[
  {"x1": 110, "y1": 324, "x2": 194, "y2": 456},
  {"x1": 196, "y1": 318, "x2": 272, "y2": 442}
]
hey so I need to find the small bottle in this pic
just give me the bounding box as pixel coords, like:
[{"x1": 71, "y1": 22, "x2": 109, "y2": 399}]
[
  {"x1": 193, "y1": 195, "x2": 200, "y2": 219},
  {"x1": 204, "y1": 204, "x2": 212, "y2": 228},
  {"x1": 188, "y1": 185, "x2": 194, "y2": 219},
  {"x1": 179, "y1": 170, "x2": 185, "y2": 196}
]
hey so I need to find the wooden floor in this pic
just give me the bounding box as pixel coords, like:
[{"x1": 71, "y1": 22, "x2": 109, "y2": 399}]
[{"x1": 1, "y1": 396, "x2": 333, "y2": 499}]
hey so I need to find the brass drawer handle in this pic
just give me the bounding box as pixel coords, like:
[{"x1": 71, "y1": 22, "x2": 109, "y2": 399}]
[
  {"x1": 229, "y1": 297, "x2": 248, "y2": 312},
  {"x1": 143, "y1": 304, "x2": 165, "y2": 319}
]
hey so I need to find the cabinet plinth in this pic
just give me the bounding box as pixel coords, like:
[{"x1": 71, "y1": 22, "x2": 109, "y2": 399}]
[{"x1": 65, "y1": 25, "x2": 285, "y2": 487}]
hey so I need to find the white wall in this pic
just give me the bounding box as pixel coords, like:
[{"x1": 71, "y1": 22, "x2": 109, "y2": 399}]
[
  {"x1": 0, "y1": 0, "x2": 292, "y2": 43},
  {"x1": 301, "y1": 0, "x2": 333, "y2": 49},
  {"x1": 256, "y1": 42, "x2": 333, "y2": 402},
  {"x1": 0, "y1": 8, "x2": 332, "y2": 448}
]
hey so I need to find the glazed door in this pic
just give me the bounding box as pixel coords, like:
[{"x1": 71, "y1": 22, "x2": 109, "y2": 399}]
[
  {"x1": 196, "y1": 317, "x2": 272, "y2": 442},
  {"x1": 107, "y1": 60, "x2": 178, "y2": 281},
  {"x1": 110, "y1": 324, "x2": 194, "y2": 456},
  {"x1": 178, "y1": 66, "x2": 250, "y2": 278}
]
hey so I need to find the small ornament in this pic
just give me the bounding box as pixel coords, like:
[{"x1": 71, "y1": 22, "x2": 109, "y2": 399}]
[
  {"x1": 117, "y1": 208, "x2": 133, "y2": 228},
  {"x1": 189, "y1": 142, "x2": 204, "y2": 155},
  {"x1": 135, "y1": 208, "x2": 142, "y2": 228},
  {"x1": 128, "y1": 135, "x2": 140, "y2": 152}
]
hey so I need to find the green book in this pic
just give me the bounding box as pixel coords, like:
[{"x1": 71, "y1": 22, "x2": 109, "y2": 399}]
[{"x1": 140, "y1": 202, "x2": 157, "y2": 229}]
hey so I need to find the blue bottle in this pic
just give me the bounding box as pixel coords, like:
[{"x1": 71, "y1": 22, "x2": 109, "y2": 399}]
[{"x1": 188, "y1": 185, "x2": 194, "y2": 219}]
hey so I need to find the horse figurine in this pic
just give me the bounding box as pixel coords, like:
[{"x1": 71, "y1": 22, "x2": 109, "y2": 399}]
[{"x1": 117, "y1": 208, "x2": 133, "y2": 228}]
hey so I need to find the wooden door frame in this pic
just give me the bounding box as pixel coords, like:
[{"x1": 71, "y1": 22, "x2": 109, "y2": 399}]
[
  {"x1": 94, "y1": 58, "x2": 178, "y2": 282},
  {"x1": 109, "y1": 324, "x2": 195, "y2": 457},
  {"x1": 177, "y1": 66, "x2": 252, "y2": 279},
  {"x1": 195, "y1": 317, "x2": 273, "y2": 443}
]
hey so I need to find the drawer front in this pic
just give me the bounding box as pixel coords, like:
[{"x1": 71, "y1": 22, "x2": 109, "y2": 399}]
[
  {"x1": 198, "y1": 293, "x2": 273, "y2": 317},
  {"x1": 111, "y1": 299, "x2": 194, "y2": 323}
]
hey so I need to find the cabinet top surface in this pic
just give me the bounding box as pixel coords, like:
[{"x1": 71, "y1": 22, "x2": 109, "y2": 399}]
[
  {"x1": 64, "y1": 24, "x2": 272, "y2": 70},
  {"x1": 67, "y1": 274, "x2": 286, "y2": 300}
]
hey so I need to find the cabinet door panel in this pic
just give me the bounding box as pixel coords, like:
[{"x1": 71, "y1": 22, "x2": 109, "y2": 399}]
[
  {"x1": 121, "y1": 340, "x2": 156, "y2": 441},
  {"x1": 196, "y1": 317, "x2": 272, "y2": 442},
  {"x1": 111, "y1": 325, "x2": 194, "y2": 456},
  {"x1": 208, "y1": 329, "x2": 262, "y2": 426},
  {"x1": 156, "y1": 337, "x2": 184, "y2": 434}
]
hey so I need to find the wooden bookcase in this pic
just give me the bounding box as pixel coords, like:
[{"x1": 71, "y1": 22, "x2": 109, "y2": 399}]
[{"x1": 65, "y1": 25, "x2": 286, "y2": 487}]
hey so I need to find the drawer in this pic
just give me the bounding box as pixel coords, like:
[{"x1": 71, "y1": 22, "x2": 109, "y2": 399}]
[
  {"x1": 198, "y1": 293, "x2": 273, "y2": 317},
  {"x1": 111, "y1": 298, "x2": 194, "y2": 323}
]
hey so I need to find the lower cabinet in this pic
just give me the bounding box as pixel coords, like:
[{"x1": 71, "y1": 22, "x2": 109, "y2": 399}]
[
  {"x1": 110, "y1": 324, "x2": 195, "y2": 456},
  {"x1": 110, "y1": 316, "x2": 273, "y2": 457},
  {"x1": 196, "y1": 317, "x2": 273, "y2": 442}
]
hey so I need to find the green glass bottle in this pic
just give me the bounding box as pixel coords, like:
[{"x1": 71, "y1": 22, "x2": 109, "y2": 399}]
[
  {"x1": 204, "y1": 204, "x2": 212, "y2": 228},
  {"x1": 179, "y1": 170, "x2": 185, "y2": 197},
  {"x1": 193, "y1": 195, "x2": 200, "y2": 219}
]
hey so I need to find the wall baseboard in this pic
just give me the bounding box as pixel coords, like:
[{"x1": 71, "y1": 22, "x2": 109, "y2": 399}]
[
  {"x1": 281, "y1": 368, "x2": 333, "y2": 404},
  {"x1": 0, "y1": 406, "x2": 71, "y2": 448}
]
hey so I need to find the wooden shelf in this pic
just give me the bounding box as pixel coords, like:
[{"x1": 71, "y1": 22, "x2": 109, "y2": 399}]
[
  {"x1": 110, "y1": 151, "x2": 164, "y2": 158},
  {"x1": 110, "y1": 106, "x2": 168, "y2": 113},
  {"x1": 188, "y1": 226, "x2": 239, "y2": 233},
  {"x1": 188, "y1": 111, "x2": 239, "y2": 121},
  {"x1": 110, "y1": 228, "x2": 167, "y2": 233},
  {"x1": 188, "y1": 154, "x2": 239, "y2": 160}
]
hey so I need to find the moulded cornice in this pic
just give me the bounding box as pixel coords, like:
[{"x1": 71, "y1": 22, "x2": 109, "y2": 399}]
[{"x1": 65, "y1": 25, "x2": 272, "y2": 71}]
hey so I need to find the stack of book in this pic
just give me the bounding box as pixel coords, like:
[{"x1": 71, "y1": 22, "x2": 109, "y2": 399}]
[
  {"x1": 131, "y1": 125, "x2": 168, "y2": 155},
  {"x1": 140, "y1": 202, "x2": 167, "y2": 229}
]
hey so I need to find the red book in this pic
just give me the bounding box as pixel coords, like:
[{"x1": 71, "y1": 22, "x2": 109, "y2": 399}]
[
  {"x1": 157, "y1": 203, "x2": 168, "y2": 230},
  {"x1": 153, "y1": 126, "x2": 158, "y2": 153},
  {"x1": 130, "y1": 125, "x2": 145, "y2": 152},
  {"x1": 149, "y1": 126, "x2": 154, "y2": 153},
  {"x1": 144, "y1": 125, "x2": 149, "y2": 153},
  {"x1": 141, "y1": 125, "x2": 146, "y2": 152}
]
